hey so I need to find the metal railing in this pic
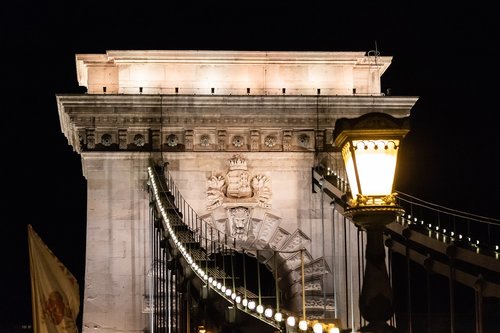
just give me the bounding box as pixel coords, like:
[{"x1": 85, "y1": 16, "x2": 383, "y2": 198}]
[
  {"x1": 395, "y1": 192, "x2": 500, "y2": 254},
  {"x1": 315, "y1": 151, "x2": 500, "y2": 256}
]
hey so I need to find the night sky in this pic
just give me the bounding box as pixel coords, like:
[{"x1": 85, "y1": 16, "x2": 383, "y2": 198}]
[{"x1": 2, "y1": 1, "x2": 499, "y2": 329}]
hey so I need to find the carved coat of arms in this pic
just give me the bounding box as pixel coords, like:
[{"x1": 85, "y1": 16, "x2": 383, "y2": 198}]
[
  {"x1": 206, "y1": 155, "x2": 271, "y2": 211},
  {"x1": 226, "y1": 157, "x2": 252, "y2": 198}
]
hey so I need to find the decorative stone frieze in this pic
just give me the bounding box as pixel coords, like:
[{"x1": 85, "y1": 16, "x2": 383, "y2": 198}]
[
  {"x1": 151, "y1": 130, "x2": 160, "y2": 150},
  {"x1": 298, "y1": 133, "x2": 310, "y2": 148},
  {"x1": 283, "y1": 130, "x2": 292, "y2": 151},
  {"x1": 264, "y1": 135, "x2": 277, "y2": 148},
  {"x1": 118, "y1": 129, "x2": 127, "y2": 149},
  {"x1": 217, "y1": 130, "x2": 226, "y2": 151},
  {"x1": 268, "y1": 227, "x2": 290, "y2": 251},
  {"x1": 304, "y1": 257, "x2": 331, "y2": 277},
  {"x1": 166, "y1": 134, "x2": 178, "y2": 147},
  {"x1": 200, "y1": 134, "x2": 210, "y2": 147},
  {"x1": 184, "y1": 130, "x2": 193, "y2": 151},
  {"x1": 77, "y1": 127, "x2": 328, "y2": 152},
  {"x1": 304, "y1": 279, "x2": 323, "y2": 292},
  {"x1": 279, "y1": 249, "x2": 312, "y2": 273},
  {"x1": 253, "y1": 212, "x2": 281, "y2": 248},
  {"x1": 280, "y1": 229, "x2": 311, "y2": 259},
  {"x1": 101, "y1": 133, "x2": 112, "y2": 146},
  {"x1": 231, "y1": 135, "x2": 245, "y2": 148},
  {"x1": 86, "y1": 129, "x2": 95, "y2": 149},
  {"x1": 56, "y1": 95, "x2": 416, "y2": 153},
  {"x1": 133, "y1": 134, "x2": 145, "y2": 147},
  {"x1": 250, "y1": 130, "x2": 260, "y2": 151},
  {"x1": 305, "y1": 296, "x2": 335, "y2": 311}
]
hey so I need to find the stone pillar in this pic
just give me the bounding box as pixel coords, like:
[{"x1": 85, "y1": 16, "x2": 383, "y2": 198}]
[{"x1": 81, "y1": 152, "x2": 151, "y2": 332}]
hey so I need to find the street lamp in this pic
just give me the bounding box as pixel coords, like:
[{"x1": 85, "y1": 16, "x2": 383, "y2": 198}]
[{"x1": 333, "y1": 112, "x2": 410, "y2": 333}]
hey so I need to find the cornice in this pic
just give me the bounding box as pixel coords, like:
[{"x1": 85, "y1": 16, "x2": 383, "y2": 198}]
[
  {"x1": 104, "y1": 50, "x2": 376, "y2": 64},
  {"x1": 56, "y1": 94, "x2": 417, "y2": 155},
  {"x1": 57, "y1": 94, "x2": 417, "y2": 110}
]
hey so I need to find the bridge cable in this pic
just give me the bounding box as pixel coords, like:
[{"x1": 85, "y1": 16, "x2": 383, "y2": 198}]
[
  {"x1": 243, "y1": 250, "x2": 247, "y2": 302},
  {"x1": 257, "y1": 250, "x2": 262, "y2": 313},
  {"x1": 274, "y1": 252, "x2": 280, "y2": 315}
]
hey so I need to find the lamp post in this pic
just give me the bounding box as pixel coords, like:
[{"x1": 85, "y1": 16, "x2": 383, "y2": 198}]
[{"x1": 333, "y1": 112, "x2": 410, "y2": 333}]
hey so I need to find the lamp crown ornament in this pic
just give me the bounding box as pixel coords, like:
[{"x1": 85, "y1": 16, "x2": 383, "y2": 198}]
[{"x1": 354, "y1": 193, "x2": 399, "y2": 207}]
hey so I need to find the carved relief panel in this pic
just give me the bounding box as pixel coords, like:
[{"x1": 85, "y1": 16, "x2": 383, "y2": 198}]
[
  {"x1": 206, "y1": 154, "x2": 271, "y2": 211},
  {"x1": 203, "y1": 154, "x2": 275, "y2": 249}
]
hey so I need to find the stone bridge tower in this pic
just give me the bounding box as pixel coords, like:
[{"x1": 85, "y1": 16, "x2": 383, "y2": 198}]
[{"x1": 56, "y1": 50, "x2": 417, "y2": 332}]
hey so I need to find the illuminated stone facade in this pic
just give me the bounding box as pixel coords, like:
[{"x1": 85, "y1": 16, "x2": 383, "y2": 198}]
[{"x1": 57, "y1": 50, "x2": 417, "y2": 332}]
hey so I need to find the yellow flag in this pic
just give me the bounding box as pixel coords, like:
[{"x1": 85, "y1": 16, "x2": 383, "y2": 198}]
[{"x1": 28, "y1": 224, "x2": 80, "y2": 333}]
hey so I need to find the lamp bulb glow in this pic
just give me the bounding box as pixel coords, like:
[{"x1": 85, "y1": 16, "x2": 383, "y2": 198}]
[
  {"x1": 298, "y1": 319, "x2": 308, "y2": 331},
  {"x1": 313, "y1": 322, "x2": 323, "y2": 333}
]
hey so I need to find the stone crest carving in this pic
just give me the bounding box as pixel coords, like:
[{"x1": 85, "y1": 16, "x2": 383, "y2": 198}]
[
  {"x1": 206, "y1": 154, "x2": 271, "y2": 210},
  {"x1": 226, "y1": 156, "x2": 252, "y2": 198}
]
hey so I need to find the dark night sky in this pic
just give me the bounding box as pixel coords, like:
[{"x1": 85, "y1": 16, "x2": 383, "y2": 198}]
[{"x1": 2, "y1": 1, "x2": 499, "y2": 328}]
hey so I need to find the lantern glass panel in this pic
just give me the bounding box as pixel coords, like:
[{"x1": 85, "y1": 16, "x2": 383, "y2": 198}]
[{"x1": 343, "y1": 139, "x2": 400, "y2": 202}]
